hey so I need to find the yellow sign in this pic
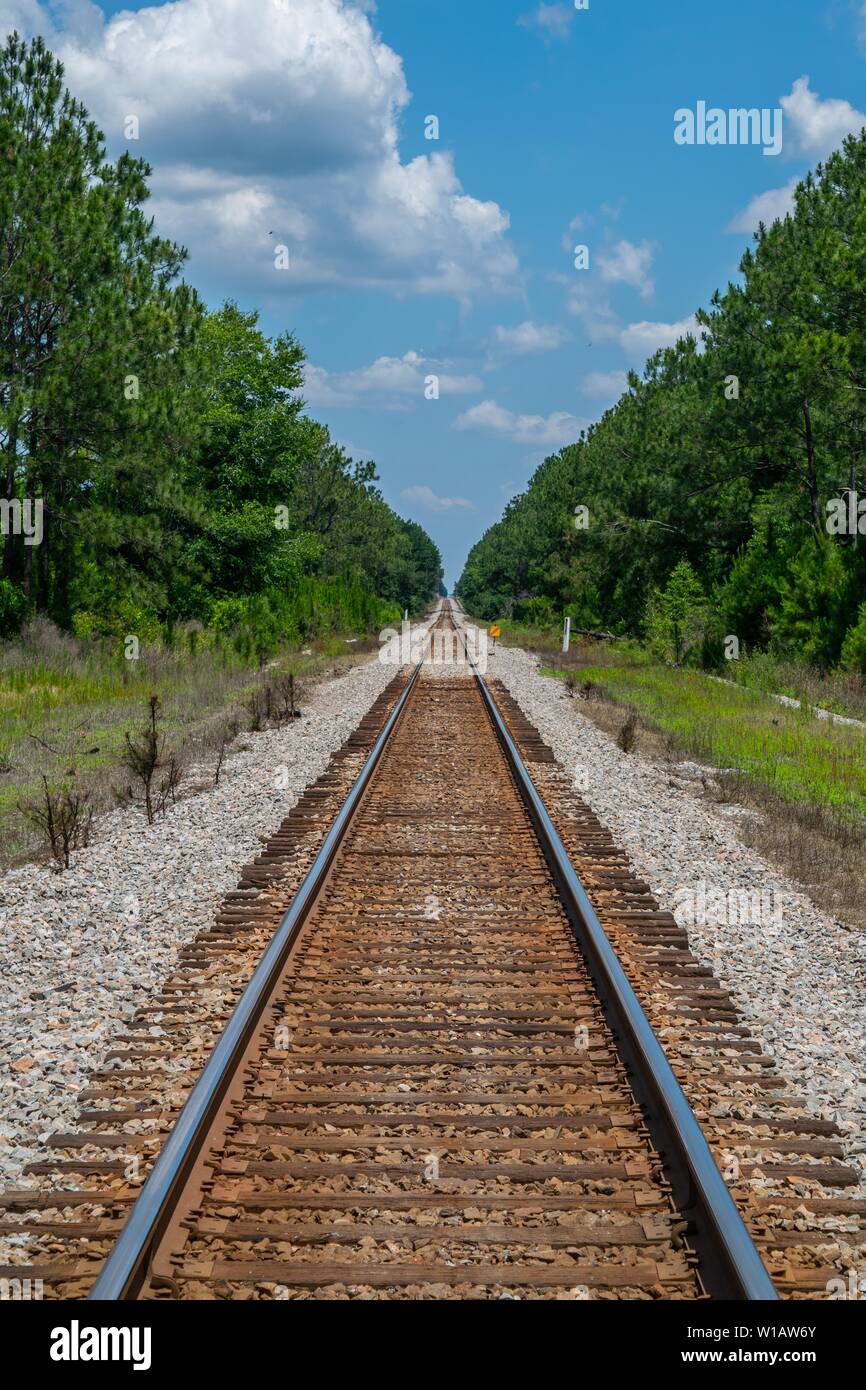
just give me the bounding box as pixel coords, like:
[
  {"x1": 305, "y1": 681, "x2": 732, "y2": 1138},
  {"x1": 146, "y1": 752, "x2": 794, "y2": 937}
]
[{"x1": 489, "y1": 626, "x2": 501, "y2": 638}]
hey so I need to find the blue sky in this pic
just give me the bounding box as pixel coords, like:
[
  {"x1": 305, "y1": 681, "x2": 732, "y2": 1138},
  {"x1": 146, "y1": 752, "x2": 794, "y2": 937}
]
[{"x1": 5, "y1": 0, "x2": 866, "y2": 585}]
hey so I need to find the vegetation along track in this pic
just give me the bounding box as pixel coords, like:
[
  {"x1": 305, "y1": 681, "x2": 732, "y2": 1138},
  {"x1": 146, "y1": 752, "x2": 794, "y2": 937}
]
[{"x1": 0, "y1": 605, "x2": 862, "y2": 1300}]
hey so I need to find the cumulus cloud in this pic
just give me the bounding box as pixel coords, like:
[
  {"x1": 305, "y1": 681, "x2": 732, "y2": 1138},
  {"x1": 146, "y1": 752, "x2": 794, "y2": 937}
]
[
  {"x1": 581, "y1": 370, "x2": 628, "y2": 399},
  {"x1": 2, "y1": 0, "x2": 518, "y2": 297},
  {"x1": 781, "y1": 75, "x2": 866, "y2": 158},
  {"x1": 564, "y1": 276, "x2": 698, "y2": 362},
  {"x1": 518, "y1": 3, "x2": 573, "y2": 42},
  {"x1": 597, "y1": 239, "x2": 655, "y2": 300},
  {"x1": 493, "y1": 321, "x2": 568, "y2": 354},
  {"x1": 303, "y1": 351, "x2": 482, "y2": 408},
  {"x1": 454, "y1": 399, "x2": 585, "y2": 448},
  {"x1": 727, "y1": 178, "x2": 799, "y2": 234},
  {"x1": 726, "y1": 78, "x2": 866, "y2": 238},
  {"x1": 618, "y1": 316, "x2": 700, "y2": 357},
  {"x1": 400, "y1": 485, "x2": 474, "y2": 512}
]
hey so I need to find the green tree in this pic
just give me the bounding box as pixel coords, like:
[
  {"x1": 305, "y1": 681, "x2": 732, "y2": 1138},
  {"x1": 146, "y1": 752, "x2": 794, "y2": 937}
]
[
  {"x1": 1, "y1": 33, "x2": 205, "y2": 623},
  {"x1": 646, "y1": 560, "x2": 707, "y2": 665}
]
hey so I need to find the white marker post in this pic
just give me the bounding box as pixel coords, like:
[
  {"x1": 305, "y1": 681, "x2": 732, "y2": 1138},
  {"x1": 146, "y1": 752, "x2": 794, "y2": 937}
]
[{"x1": 563, "y1": 616, "x2": 571, "y2": 654}]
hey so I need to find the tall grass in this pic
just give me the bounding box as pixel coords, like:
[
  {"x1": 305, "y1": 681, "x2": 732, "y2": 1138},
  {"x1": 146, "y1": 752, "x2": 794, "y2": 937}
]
[
  {"x1": 726, "y1": 653, "x2": 866, "y2": 722},
  {"x1": 0, "y1": 578, "x2": 404, "y2": 866},
  {"x1": 563, "y1": 662, "x2": 866, "y2": 820},
  {"x1": 471, "y1": 611, "x2": 866, "y2": 923},
  {"x1": 540, "y1": 656, "x2": 866, "y2": 926}
]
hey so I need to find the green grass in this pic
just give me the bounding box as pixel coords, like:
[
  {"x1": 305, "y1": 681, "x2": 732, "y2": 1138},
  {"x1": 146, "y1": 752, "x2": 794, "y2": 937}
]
[
  {"x1": 0, "y1": 620, "x2": 387, "y2": 866},
  {"x1": 539, "y1": 659, "x2": 866, "y2": 822},
  {"x1": 484, "y1": 616, "x2": 866, "y2": 718},
  {"x1": 480, "y1": 615, "x2": 866, "y2": 820},
  {"x1": 470, "y1": 611, "x2": 866, "y2": 923},
  {"x1": 725, "y1": 652, "x2": 866, "y2": 723},
  {"x1": 485, "y1": 618, "x2": 644, "y2": 668}
]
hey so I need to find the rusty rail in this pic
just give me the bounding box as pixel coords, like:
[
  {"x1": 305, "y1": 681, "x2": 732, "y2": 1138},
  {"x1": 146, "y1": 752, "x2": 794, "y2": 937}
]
[
  {"x1": 82, "y1": 603, "x2": 780, "y2": 1300},
  {"x1": 457, "y1": 623, "x2": 778, "y2": 1300},
  {"x1": 88, "y1": 657, "x2": 425, "y2": 1299}
]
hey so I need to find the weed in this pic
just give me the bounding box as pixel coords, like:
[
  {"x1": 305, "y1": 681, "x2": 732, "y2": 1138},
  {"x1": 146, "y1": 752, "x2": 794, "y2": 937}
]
[
  {"x1": 617, "y1": 713, "x2": 638, "y2": 753},
  {"x1": 19, "y1": 775, "x2": 93, "y2": 869},
  {"x1": 246, "y1": 688, "x2": 266, "y2": 733},
  {"x1": 120, "y1": 695, "x2": 184, "y2": 824}
]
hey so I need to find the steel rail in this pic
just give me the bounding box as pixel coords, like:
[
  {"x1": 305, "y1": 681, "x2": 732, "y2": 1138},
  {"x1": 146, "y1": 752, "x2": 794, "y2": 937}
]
[
  {"x1": 89, "y1": 655, "x2": 425, "y2": 1300},
  {"x1": 90, "y1": 601, "x2": 777, "y2": 1300},
  {"x1": 457, "y1": 616, "x2": 778, "y2": 1301}
]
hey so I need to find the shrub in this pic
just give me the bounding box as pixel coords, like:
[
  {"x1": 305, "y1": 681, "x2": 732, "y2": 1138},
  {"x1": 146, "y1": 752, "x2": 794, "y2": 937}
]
[
  {"x1": 841, "y1": 601, "x2": 866, "y2": 673},
  {"x1": 617, "y1": 713, "x2": 638, "y2": 753},
  {"x1": 645, "y1": 560, "x2": 707, "y2": 665},
  {"x1": 0, "y1": 578, "x2": 26, "y2": 636},
  {"x1": 72, "y1": 601, "x2": 163, "y2": 643},
  {"x1": 120, "y1": 695, "x2": 184, "y2": 823},
  {"x1": 19, "y1": 776, "x2": 93, "y2": 869}
]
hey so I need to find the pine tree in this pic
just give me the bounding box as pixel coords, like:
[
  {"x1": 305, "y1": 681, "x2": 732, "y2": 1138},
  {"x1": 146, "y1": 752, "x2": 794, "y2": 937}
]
[{"x1": 0, "y1": 32, "x2": 203, "y2": 620}]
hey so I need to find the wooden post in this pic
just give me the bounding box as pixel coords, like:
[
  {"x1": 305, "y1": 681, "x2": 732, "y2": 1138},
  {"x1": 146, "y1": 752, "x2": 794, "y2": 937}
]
[{"x1": 563, "y1": 616, "x2": 571, "y2": 654}]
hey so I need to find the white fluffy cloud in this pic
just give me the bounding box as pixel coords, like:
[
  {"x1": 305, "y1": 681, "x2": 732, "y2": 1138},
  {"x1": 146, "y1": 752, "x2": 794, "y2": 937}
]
[
  {"x1": 454, "y1": 399, "x2": 585, "y2": 447},
  {"x1": 493, "y1": 321, "x2": 568, "y2": 354},
  {"x1": 597, "y1": 239, "x2": 655, "y2": 300},
  {"x1": 781, "y1": 76, "x2": 866, "y2": 158},
  {"x1": 303, "y1": 351, "x2": 481, "y2": 408},
  {"x1": 2, "y1": 0, "x2": 518, "y2": 297},
  {"x1": 562, "y1": 282, "x2": 621, "y2": 340},
  {"x1": 581, "y1": 370, "x2": 628, "y2": 399},
  {"x1": 727, "y1": 178, "x2": 799, "y2": 234},
  {"x1": 565, "y1": 275, "x2": 698, "y2": 363},
  {"x1": 619, "y1": 316, "x2": 700, "y2": 357},
  {"x1": 727, "y1": 78, "x2": 866, "y2": 236},
  {"x1": 400, "y1": 486, "x2": 473, "y2": 512}
]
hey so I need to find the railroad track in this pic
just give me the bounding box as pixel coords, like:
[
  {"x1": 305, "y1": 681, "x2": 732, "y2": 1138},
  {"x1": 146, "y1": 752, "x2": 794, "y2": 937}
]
[{"x1": 0, "y1": 603, "x2": 862, "y2": 1300}]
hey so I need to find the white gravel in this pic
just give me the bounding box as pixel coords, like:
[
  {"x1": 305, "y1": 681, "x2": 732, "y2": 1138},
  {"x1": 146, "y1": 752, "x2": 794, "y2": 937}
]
[
  {"x1": 0, "y1": 654, "x2": 397, "y2": 1188},
  {"x1": 487, "y1": 644, "x2": 866, "y2": 1171},
  {"x1": 3, "y1": 617, "x2": 863, "y2": 1201}
]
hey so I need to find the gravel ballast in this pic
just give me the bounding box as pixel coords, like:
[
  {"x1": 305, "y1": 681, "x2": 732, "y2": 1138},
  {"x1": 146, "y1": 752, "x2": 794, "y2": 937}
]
[
  {"x1": 2, "y1": 630, "x2": 863, "y2": 1202},
  {"x1": 0, "y1": 655, "x2": 397, "y2": 1189},
  {"x1": 487, "y1": 644, "x2": 866, "y2": 1175}
]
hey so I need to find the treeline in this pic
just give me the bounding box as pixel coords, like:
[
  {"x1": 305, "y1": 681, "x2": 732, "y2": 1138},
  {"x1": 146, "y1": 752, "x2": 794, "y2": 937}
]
[
  {"x1": 0, "y1": 35, "x2": 442, "y2": 649},
  {"x1": 458, "y1": 132, "x2": 866, "y2": 673}
]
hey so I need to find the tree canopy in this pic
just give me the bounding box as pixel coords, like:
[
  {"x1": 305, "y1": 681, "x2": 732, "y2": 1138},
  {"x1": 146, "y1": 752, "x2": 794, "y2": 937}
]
[
  {"x1": 457, "y1": 131, "x2": 866, "y2": 672},
  {"x1": 0, "y1": 34, "x2": 442, "y2": 643}
]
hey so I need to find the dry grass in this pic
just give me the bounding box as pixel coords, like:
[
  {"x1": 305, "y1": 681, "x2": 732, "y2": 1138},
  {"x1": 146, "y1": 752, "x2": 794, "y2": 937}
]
[
  {"x1": 729, "y1": 653, "x2": 866, "y2": 722},
  {"x1": 711, "y1": 769, "x2": 866, "y2": 929},
  {"x1": 0, "y1": 621, "x2": 380, "y2": 868}
]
